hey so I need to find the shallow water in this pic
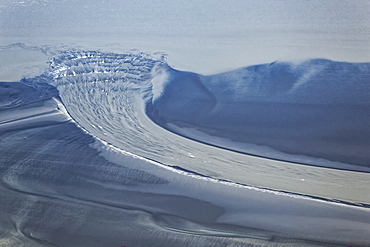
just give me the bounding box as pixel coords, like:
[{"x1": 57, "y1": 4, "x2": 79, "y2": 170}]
[
  {"x1": 1, "y1": 0, "x2": 370, "y2": 245},
  {"x1": 1, "y1": 47, "x2": 370, "y2": 246},
  {"x1": 1, "y1": 114, "x2": 369, "y2": 246}
]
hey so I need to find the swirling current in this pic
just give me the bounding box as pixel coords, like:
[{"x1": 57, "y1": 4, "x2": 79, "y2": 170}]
[
  {"x1": 42, "y1": 48, "x2": 370, "y2": 171},
  {"x1": 11, "y1": 48, "x2": 370, "y2": 199},
  {"x1": 1, "y1": 47, "x2": 370, "y2": 246}
]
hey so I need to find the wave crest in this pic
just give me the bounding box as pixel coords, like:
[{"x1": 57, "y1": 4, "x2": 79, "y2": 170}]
[
  {"x1": 16, "y1": 48, "x2": 370, "y2": 171},
  {"x1": 147, "y1": 59, "x2": 370, "y2": 168}
]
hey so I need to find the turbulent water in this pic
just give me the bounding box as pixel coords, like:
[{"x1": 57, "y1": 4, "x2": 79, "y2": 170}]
[
  {"x1": 1, "y1": 46, "x2": 370, "y2": 246},
  {"x1": 47, "y1": 49, "x2": 370, "y2": 172}
]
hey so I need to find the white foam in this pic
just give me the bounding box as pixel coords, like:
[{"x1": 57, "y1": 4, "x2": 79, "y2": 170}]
[
  {"x1": 150, "y1": 64, "x2": 170, "y2": 103},
  {"x1": 42, "y1": 50, "x2": 370, "y2": 207}
]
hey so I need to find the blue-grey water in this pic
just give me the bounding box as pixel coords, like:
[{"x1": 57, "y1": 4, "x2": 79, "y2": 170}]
[{"x1": 1, "y1": 47, "x2": 370, "y2": 246}]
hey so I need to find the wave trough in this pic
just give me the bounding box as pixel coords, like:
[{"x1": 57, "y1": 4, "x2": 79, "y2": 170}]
[
  {"x1": 2, "y1": 46, "x2": 370, "y2": 246},
  {"x1": 44, "y1": 50, "x2": 370, "y2": 172}
]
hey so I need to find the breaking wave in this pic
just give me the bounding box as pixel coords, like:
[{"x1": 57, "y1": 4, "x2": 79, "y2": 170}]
[
  {"x1": 39, "y1": 49, "x2": 370, "y2": 173},
  {"x1": 3, "y1": 46, "x2": 370, "y2": 246},
  {"x1": 148, "y1": 59, "x2": 370, "y2": 169}
]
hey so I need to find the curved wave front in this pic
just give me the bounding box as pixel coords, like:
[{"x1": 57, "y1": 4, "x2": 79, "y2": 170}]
[
  {"x1": 43, "y1": 50, "x2": 370, "y2": 174},
  {"x1": 147, "y1": 59, "x2": 370, "y2": 169},
  {"x1": 3, "y1": 48, "x2": 370, "y2": 246}
]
